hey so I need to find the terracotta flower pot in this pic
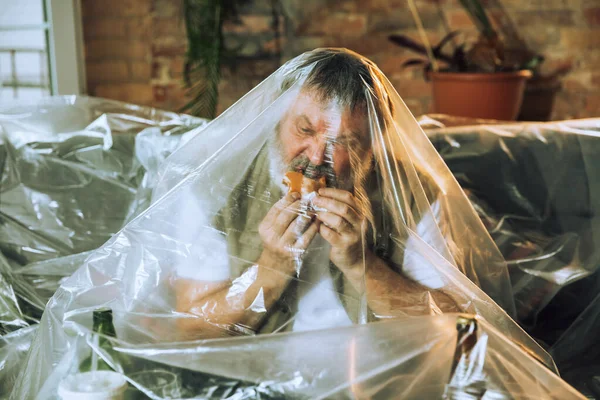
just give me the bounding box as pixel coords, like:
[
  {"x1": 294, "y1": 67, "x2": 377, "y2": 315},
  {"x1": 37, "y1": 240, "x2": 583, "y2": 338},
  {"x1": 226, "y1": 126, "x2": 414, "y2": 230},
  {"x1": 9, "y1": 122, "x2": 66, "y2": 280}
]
[{"x1": 429, "y1": 70, "x2": 532, "y2": 121}]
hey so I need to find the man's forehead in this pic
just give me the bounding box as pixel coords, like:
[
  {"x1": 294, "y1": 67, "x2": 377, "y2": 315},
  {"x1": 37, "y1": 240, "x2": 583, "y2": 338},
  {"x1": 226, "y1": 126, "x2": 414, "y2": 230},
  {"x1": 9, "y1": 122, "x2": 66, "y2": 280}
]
[{"x1": 291, "y1": 91, "x2": 369, "y2": 136}]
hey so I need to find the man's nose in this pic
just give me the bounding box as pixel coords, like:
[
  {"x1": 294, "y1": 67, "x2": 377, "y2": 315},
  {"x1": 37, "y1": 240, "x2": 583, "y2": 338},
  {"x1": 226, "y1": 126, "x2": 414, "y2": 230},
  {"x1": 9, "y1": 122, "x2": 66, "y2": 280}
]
[{"x1": 307, "y1": 140, "x2": 327, "y2": 165}]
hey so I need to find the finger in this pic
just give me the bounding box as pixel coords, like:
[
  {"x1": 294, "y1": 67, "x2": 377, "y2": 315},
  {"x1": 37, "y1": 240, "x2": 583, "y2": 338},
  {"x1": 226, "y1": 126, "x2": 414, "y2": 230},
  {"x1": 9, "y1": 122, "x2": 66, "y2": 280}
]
[
  {"x1": 295, "y1": 210, "x2": 314, "y2": 234},
  {"x1": 312, "y1": 196, "x2": 360, "y2": 225},
  {"x1": 317, "y1": 188, "x2": 359, "y2": 209},
  {"x1": 295, "y1": 220, "x2": 319, "y2": 250},
  {"x1": 282, "y1": 213, "x2": 313, "y2": 243},
  {"x1": 319, "y1": 223, "x2": 342, "y2": 246},
  {"x1": 316, "y1": 211, "x2": 353, "y2": 234},
  {"x1": 264, "y1": 192, "x2": 300, "y2": 227},
  {"x1": 273, "y1": 199, "x2": 303, "y2": 233}
]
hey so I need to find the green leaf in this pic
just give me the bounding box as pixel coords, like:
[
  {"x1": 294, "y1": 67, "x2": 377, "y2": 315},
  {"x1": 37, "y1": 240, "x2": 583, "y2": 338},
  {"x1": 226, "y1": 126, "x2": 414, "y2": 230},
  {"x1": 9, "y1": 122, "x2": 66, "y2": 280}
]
[
  {"x1": 181, "y1": 0, "x2": 223, "y2": 119},
  {"x1": 458, "y1": 0, "x2": 496, "y2": 40}
]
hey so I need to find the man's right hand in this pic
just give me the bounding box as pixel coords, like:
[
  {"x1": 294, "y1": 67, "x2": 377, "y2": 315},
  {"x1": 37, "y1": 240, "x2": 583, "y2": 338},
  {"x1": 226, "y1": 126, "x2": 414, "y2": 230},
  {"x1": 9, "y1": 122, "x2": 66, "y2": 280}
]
[{"x1": 258, "y1": 192, "x2": 319, "y2": 270}]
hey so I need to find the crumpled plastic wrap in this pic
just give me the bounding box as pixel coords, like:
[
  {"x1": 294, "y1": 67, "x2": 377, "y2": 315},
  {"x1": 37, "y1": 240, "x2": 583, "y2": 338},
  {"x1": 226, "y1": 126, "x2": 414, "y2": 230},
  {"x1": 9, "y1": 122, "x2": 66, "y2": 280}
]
[
  {"x1": 21, "y1": 314, "x2": 591, "y2": 400},
  {"x1": 0, "y1": 96, "x2": 206, "y2": 394},
  {"x1": 425, "y1": 117, "x2": 600, "y2": 397},
  {"x1": 7, "y1": 48, "x2": 580, "y2": 399}
]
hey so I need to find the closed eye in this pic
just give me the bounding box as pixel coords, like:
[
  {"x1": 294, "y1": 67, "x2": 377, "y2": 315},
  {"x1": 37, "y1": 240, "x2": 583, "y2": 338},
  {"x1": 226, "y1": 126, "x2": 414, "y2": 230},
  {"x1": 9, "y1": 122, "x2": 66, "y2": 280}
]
[{"x1": 298, "y1": 126, "x2": 315, "y2": 136}]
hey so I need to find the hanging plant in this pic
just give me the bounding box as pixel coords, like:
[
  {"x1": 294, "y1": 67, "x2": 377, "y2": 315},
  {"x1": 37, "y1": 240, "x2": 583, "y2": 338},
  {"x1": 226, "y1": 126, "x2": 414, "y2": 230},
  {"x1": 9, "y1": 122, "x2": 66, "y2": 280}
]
[{"x1": 181, "y1": 0, "x2": 252, "y2": 119}]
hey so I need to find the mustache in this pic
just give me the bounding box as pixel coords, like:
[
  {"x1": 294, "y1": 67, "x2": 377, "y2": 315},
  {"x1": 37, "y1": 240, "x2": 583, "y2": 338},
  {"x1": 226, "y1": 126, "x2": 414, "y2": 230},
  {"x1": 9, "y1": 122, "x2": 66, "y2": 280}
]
[{"x1": 288, "y1": 155, "x2": 338, "y2": 188}]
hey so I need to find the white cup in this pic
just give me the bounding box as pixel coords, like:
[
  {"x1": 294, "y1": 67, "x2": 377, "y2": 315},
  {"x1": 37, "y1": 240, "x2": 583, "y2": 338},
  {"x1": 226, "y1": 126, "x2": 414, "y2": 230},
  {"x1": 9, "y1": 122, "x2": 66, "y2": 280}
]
[{"x1": 58, "y1": 371, "x2": 128, "y2": 400}]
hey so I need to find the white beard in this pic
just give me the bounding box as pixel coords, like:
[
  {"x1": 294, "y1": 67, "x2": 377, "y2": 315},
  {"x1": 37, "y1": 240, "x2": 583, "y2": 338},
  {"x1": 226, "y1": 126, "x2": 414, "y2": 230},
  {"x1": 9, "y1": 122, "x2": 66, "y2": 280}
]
[{"x1": 265, "y1": 131, "x2": 370, "y2": 196}]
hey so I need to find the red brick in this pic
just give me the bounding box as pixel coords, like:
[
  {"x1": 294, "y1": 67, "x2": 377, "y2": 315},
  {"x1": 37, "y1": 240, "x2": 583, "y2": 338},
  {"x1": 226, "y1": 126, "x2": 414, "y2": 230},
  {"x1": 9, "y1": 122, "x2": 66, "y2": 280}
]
[
  {"x1": 286, "y1": 36, "x2": 329, "y2": 55},
  {"x1": 578, "y1": 50, "x2": 600, "y2": 69},
  {"x1": 586, "y1": 95, "x2": 600, "y2": 114},
  {"x1": 154, "y1": 18, "x2": 187, "y2": 37},
  {"x1": 170, "y1": 56, "x2": 186, "y2": 78},
  {"x1": 126, "y1": 16, "x2": 153, "y2": 39},
  {"x1": 94, "y1": 83, "x2": 154, "y2": 105},
  {"x1": 445, "y1": 9, "x2": 475, "y2": 30},
  {"x1": 512, "y1": 10, "x2": 575, "y2": 26},
  {"x1": 355, "y1": 0, "x2": 391, "y2": 12},
  {"x1": 299, "y1": 13, "x2": 367, "y2": 37},
  {"x1": 551, "y1": 90, "x2": 587, "y2": 120},
  {"x1": 154, "y1": 83, "x2": 190, "y2": 113},
  {"x1": 562, "y1": 72, "x2": 592, "y2": 91},
  {"x1": 85, "y1": 61, "x2": 129, "y2": 83},
  {"x1": 355, "y1": 0, "x2": 410, "y2": 13},
  {"x1": 337, "y1": 32, "x2": 421, "y2": 57},
  {"x1": 584, "y1": 7, "x2": 600, "y2": 26},
  {"x1": 152, "y1": 84, "x2": 170, "y2": 103},
  {"x1": 235, "y1": 59, "x2": 278, "y2": 78},
  {"x1": 223, "y1": 15, "x2": 280, "y2": 34},
  {"x1": 153, "y1": 0, "x2": 181, "y2": 18},
  {"x1": 377, "y1": 54, "x2": 423, "y2": 76},
  {"x1": 169, "y1": 85, "x2": 191, "y2": 111},
  {"x1": 81, "y1": 0, "x2": 152, "y2": 17},
  {"x1": 560, "y1": 28, "x2": 600, "y2": 49},
  {"x1": 152, "y1": 37, "x2": 187, "y2": 57},
  {"x1": 390, "y1": 76, "x2": 432, "y2": 98},
  {"x1": 519, "y1": 25, "x2": 561, "y2": 49},
  {"x1": 261, "y1": 36, "x2": 285, "y2": 54},
  {"x1": 369, "y1": 6, "x2": 440, "y2": 33},
  {"x1": 442, "y1": 0, "x2": 465, "y2": 7},
  {"x1": 83, "y1": 18, "x2": 126, "y2": 39},
  {"x1": 496, "y1": 0, "x2": 571, "y2": 10},
  {"x1": 339, "y1": 2, "x2": 358, "y2": 12},
  {"x1": 130, "y1": 61, "x2": 152, "y2": 81},
  {"x1": 592, "y1": 72, "x2": 600, "y2": 87},
  {"x1": 85, "y1": 39, "x2": 149, "y2": 60}
]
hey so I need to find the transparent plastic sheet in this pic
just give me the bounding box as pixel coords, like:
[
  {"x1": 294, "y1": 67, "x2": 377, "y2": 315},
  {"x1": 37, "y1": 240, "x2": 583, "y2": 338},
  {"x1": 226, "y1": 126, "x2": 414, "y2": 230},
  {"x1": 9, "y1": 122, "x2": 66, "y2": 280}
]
[
  {"x1": 0, "y1": 96, "x2": 205, "y2": 331},
  {"x1": 10, "y1": 49, "x2": 567, "y2": 399},
  {"x1": 0, "y1": 324, "x2": 37, "y2": 398},
  {"x1": 424, "y1": 118, "x2": 600, "y2": 332},
  {"x1": 21, "y1": 314, "x2": 586, "y2": 400},
  {"x1": 423, "y1": 117, "x2": 600, "y2": 397},
  {"x1": 0, "y1": 97, "x2": 206, "y2": 396},
  {"x1": 551, "y1": 291, "x2": 600, "y2": 398}
]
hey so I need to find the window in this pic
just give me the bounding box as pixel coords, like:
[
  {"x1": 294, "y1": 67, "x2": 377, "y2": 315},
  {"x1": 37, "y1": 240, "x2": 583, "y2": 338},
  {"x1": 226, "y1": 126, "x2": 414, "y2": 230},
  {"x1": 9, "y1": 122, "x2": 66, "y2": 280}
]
[{"x1": 0, "y1": 0, "x2": 85, "y2": 102}]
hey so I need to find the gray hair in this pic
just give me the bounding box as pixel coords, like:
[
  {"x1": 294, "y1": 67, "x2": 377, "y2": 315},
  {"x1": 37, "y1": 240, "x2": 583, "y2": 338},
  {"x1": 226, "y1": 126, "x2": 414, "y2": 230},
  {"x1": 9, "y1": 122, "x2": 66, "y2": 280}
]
[{"x1": 281, "y1": 48, "x2": 395, "y2": 122}]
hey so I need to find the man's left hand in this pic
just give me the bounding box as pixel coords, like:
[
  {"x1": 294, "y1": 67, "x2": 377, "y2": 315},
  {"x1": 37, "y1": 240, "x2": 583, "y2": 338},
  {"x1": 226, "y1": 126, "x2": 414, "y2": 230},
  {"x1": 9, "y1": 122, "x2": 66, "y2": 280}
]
[{"x1": 313, "y1": 188, "x2": 367, "y2": 274}]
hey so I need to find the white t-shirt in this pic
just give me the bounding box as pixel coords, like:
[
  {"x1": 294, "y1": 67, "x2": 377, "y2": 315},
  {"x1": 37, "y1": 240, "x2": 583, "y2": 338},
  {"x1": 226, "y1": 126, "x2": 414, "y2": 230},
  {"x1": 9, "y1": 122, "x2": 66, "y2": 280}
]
[{"x1": 291, "y1": 235, "x2": 353, "y2": 332}]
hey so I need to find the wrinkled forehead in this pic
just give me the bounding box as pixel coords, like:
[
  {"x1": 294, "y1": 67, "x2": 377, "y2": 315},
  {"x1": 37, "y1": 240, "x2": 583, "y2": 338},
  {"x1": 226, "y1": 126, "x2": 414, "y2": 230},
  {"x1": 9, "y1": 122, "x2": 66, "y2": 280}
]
[{"x1": 287, "y1": 88, "x2": 371, "y2": 142}]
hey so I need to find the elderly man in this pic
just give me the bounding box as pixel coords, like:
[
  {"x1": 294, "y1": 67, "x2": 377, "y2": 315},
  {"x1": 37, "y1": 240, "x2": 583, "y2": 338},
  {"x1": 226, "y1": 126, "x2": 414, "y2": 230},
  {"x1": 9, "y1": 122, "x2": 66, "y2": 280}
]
[{"x1": 174, "y1": 49, "x2": 458, "y2": 338}]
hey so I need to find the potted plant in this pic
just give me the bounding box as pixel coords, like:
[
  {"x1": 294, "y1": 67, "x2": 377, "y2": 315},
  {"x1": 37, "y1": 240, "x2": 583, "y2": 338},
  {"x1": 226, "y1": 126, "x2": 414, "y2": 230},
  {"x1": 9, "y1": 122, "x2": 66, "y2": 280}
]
[{"x1": 390, "y1": 0, "x2": 543, "y2": 121}]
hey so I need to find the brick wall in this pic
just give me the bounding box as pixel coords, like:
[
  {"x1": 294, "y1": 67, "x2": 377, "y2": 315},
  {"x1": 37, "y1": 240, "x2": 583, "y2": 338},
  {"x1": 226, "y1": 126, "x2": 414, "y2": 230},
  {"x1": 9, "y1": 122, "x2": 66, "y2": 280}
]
[
  {"x1": 81, "y1": 0, "x2": 600, "y2": 121},
  {"x1": 81, "y1": 0, "x2": 187, "y2": 111}
]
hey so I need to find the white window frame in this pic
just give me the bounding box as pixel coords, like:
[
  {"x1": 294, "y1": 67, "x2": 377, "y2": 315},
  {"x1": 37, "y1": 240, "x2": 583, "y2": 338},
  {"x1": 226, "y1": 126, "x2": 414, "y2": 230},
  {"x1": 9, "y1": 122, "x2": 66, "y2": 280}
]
[
  {"x1": 45, "y1": 0, "x2": 86, "y2": 95},
  {"x1": 0, "y1": 0, "x2": 85, "y2": 98}
]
